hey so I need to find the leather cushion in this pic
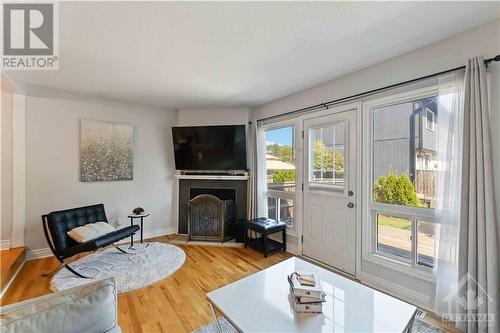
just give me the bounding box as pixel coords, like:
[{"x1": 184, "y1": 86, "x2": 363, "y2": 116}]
[
  {"x1": 0, "y1": 277, "x2": 121, "y2": 333},
  {"x1": 247, "y1": 217, "x2": 287, "y2": 233},
  {"x1": 47, "y1": 204, "x2": 108, "y2": 257}
]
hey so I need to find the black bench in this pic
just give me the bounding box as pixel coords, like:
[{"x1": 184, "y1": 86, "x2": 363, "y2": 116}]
[
  {"x1": 42, "y1": 203, "x2": 139, "y2": 278},
  {"x1": 244, "y1": 218, "x2": 287, "y2": 257}
]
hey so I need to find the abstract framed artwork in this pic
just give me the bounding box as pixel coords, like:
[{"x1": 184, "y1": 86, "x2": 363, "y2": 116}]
[{"x1": 80, "y1": 119, "x2": 134, "y2": 182}]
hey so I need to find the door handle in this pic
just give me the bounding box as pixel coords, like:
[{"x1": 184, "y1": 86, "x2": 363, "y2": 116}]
[{"x1": 347, "y1": 202, "x2": 354, "y2": 208}]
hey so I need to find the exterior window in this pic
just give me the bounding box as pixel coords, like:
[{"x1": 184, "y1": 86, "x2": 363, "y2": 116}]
[
  {"x1": 265, "y1": 125, "x2": 296, "y2": 229},
  {"x1": 376, "y1": 214, "x2": 411, "y2": 261},
  {"x1": 309, "y1": 123, "x2": 346, "y2": 188},
  {"x1": 265, "y1": 126, "x2": 295, "y2": 192},
  {"x1": 416, "y1": 219, "x2": 437, "y2": 268},
  {"x1": 372, "y1": 96, "x2": 437, "y2": 209},
  {"x1": 266, "y1": 196, "x2": 294, "y2": 227},
  {"x1": 369, "y1": 93, "x2": 438, "y2": 269},
  {"x1": 267, "y1": 197, "x2": 277, "y2": 221},
  {"x1": 425, "y1": 108, "x2": 435, "y2": 131}
]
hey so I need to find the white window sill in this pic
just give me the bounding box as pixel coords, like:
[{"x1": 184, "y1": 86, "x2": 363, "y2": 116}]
[{"x1": 362, "y1": 252, "x2": 434, "y2": 283}]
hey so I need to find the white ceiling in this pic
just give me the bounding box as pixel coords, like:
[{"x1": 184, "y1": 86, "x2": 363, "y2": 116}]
[{"x1": 7, "y1": 1, "x2": 500, "y2": 109}]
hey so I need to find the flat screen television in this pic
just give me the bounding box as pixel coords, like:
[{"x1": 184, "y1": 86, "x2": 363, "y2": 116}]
[{"x1": 172, "y1": 125, "x2": 247, "y2": 171}]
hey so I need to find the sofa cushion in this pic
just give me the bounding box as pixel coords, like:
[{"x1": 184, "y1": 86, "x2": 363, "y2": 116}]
[
  {"x1": 0, "y1": 277, "x2": 120, "y2": 333},
  {"x1": 67, "y1": 222, "x2": 116, "y2": 243}
]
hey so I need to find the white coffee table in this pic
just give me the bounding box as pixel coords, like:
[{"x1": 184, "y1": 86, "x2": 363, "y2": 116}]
[{"x1": 207, "y1": 257, "x2": 417, "y2": 332}]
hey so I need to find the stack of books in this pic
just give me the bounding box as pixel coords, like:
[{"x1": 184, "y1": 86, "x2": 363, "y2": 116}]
[{"x1": 287, "y1": 272, "x2": 326, "y2": 313}]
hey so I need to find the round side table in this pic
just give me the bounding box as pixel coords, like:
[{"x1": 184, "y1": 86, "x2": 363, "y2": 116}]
[{"x1": 127, "y1": 212, "x2": 150, "y2": 248}]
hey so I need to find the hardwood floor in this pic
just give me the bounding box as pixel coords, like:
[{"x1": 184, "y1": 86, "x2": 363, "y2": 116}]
[
  {"x1": 1, "y1": 237, "x2": 457, "y2": 333},
  {"x1": 1, "y1": 237, "x2": 292, "y2": 332}
]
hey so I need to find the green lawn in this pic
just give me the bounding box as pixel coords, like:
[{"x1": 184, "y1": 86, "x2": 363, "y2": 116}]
[{"x1": 378, "y1": 215, "x2": 411, "y2": 230}]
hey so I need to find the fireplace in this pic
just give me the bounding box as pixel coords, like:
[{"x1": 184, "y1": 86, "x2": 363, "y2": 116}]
[
  {"x1": 189, "y1": 194, "x2": 234, "y2": 242},
  {"x1": 177, "y1": 178, "x2": 248, "y2": 235}
]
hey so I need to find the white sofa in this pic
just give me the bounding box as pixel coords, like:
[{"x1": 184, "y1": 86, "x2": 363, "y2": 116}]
[{"x1": 0, "y1": 277, "x2": 120, "y2": 333}]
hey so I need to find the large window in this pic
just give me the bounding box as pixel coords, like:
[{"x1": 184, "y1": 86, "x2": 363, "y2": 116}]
[
  {"x1": 367, "y1": 90, "x2": 440, "y2": 270},
  {"x1": 265, "y1": 125, "x2": 296, "y2": 229}
]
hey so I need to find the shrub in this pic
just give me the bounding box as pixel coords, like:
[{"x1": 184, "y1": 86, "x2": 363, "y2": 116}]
[
  {"x1": 373, "y1": 172, "x2": 422, "y2": 207},
  {"x1": 312, "y1": 141, "x2": 344, "y2": 172},
  {"x1": 272, "y1": 169, "x2": 295, "y2": 183}
]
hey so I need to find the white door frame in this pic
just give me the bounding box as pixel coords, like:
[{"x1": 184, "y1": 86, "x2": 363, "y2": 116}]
[
  {"x1": 299, "y1": 102, "x2": 362, "y2": 276},
  {"x1": 1, "y1": 73, "x2": 27, "y2": 249}
]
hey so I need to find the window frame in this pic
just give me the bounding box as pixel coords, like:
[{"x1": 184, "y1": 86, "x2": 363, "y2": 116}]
[
  {"x1": 262, "y1": 122, "x2": 299, "y2": 235},
  {"x1": 425, "y1": 108, "x2": 435, "y2": 132},
  {"x1": 362, "y1": 85, "x2": 439, "y2": 282},
  {"x1": 307, "y1": 120, "x2": 348, "y2": 193}
]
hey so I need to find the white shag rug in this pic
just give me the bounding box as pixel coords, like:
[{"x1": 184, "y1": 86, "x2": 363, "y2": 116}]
[{"x1": 51, "y1": 242, "x2": 185, "y2": 294}]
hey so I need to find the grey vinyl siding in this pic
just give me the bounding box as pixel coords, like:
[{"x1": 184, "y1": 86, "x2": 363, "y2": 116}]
[{"x1": 372, "y1": 102, "x2": 420, "y2": 181}]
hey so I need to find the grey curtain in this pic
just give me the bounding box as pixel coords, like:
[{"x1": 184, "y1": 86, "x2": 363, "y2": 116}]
[
  {"x1": 458, "y1": 56, "x2": 499, "y2": 332},
  {"x1": 247, "y1": 121, "x2": 258, "y2": 219}
]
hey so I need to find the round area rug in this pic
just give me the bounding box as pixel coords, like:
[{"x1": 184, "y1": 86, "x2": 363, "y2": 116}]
[{"x1": 51, "y1": 242, "x2": 185, "y2": 294}]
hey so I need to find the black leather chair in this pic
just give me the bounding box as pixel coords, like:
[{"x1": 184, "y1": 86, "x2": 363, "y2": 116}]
[{"x1": 42, "y1": 203, "x2": 139, "y2": 278}]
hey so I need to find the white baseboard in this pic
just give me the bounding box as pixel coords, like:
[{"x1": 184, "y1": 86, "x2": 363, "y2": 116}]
[
  {"x1": 25, "y1": 248, "x2": 53, "y2": 260},
  {"x1": 286, "y1": 243, "x2": 299, "y2": 255},
  {"x1": 0, "y1": 260, "x2": 25, "y2": 299},
  {"x1": 0, "y1": 239, "x2": 12, "y2": 250},
  {"x1": 267, "y1": 234, "x2": 299, "y2": 256},
  {"x1": 143, "y1": 226, "x2": 177, "y2": 240},
  {"x1": 26, "y1": 227, "x2": 178, "y2": 261},
  {"x1": 358, "y1": 271, "x2": 432, "y2": 311}
]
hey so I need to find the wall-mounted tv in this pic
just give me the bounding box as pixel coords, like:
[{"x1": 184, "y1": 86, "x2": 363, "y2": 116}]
[{"x1": 172, "y1": 125, "x2": 247, "y2": 171}]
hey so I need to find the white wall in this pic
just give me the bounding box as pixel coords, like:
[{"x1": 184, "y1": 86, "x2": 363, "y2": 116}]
[
  {"x1": 24, "y1": 86, "x2": 177, "y2": 254},
  {"x1": 1, "y1": 81, "x2": 13, "y2": 246},
  {"x1": 252, "y1": 19, "x2": 500, "y2": 310},
  {"x1": 253, "y1": 20, "x2": 500, "y2": 120},
  {"x1": 176, "y1": 107, "x2": 249, "y2": 126}
]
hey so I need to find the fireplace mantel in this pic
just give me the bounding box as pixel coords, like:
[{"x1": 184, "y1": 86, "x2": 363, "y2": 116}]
[{"x1": 174, "y1": 175, "x2": 249, "y2": 181}]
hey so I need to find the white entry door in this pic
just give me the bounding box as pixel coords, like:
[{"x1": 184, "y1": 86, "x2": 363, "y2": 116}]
[{"x1": 302, "y1": 108, "x2": 357, "y2": 275}]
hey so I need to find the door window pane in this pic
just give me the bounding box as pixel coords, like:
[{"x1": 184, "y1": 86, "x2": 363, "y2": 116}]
[
  {"x1": 265, "y1": 126, "x2": 295, "y2": 192},
  {"x1": 417, "y1": 220, "x2": 436, "y2": 268},
  {"x1": 372, "y1": 97, "x2": 438, "y2": 208},
  {"x1": 309, "y1": 123, "x2": 346, "y2": 187},
  {"x1": 376, "y1": 214, "x2": 411, "y2": 260}
]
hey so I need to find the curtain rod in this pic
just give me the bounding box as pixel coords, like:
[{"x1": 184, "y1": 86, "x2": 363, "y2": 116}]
[{"x1": 257, "y1": 54, "x2": 500, "y2": 123}]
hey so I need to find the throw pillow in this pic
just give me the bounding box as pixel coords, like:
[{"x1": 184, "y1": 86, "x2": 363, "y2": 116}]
[{"x1": 67, "y1": 222, "x2": 115, "y2": 243}]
